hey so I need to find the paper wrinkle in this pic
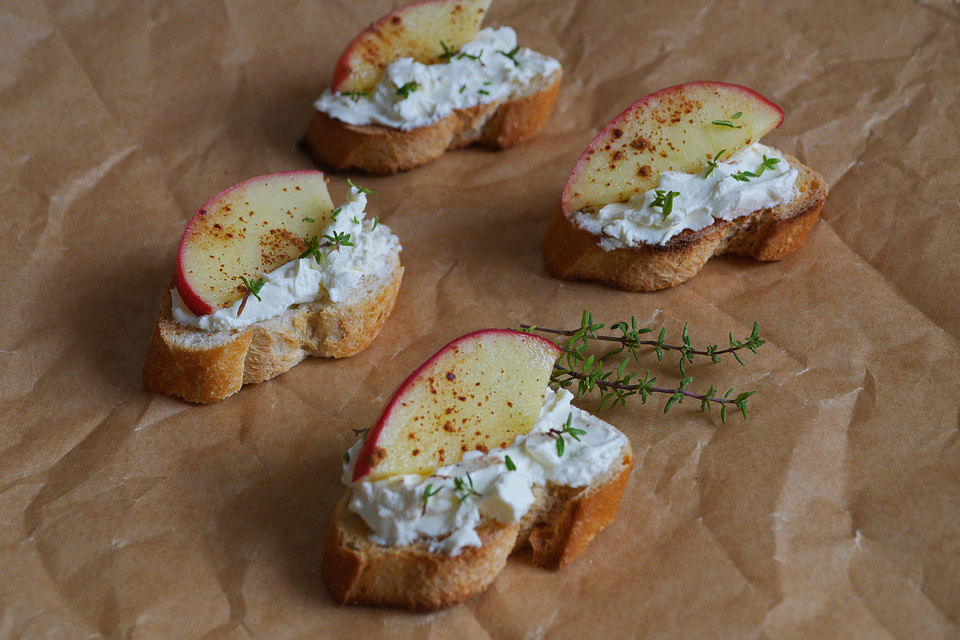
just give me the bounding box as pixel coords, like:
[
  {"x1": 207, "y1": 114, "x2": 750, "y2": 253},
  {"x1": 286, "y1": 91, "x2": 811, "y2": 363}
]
[{"x1": 41, "y1": 145, "x2": 139, "y2": 250}]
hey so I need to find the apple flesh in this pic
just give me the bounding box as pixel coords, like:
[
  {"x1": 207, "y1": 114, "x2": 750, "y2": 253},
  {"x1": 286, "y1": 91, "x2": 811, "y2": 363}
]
[
  {"x1": 352, "y1": 329, "x2": 562, "y2": 481},
  {"x1": 561, "y1": 81, "x2": 784, "y2": 215},
  {"x1": 331, "y1": 0, "x2": 492, "y2": 93},
  {"x1": 175, "y1": 171, "x2": 334, "y2": 316}
]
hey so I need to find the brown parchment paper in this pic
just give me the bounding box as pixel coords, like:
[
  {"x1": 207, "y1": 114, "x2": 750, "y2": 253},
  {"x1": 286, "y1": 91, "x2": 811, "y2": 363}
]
[{"x1": 1, "y1": 0, "x2": 959, "y2": 638}]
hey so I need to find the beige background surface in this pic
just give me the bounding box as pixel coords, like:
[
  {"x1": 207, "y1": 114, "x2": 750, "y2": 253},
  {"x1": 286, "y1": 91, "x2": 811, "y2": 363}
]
[{"x1": 2, "y1": 0, "x2": 960, "y2": 638}]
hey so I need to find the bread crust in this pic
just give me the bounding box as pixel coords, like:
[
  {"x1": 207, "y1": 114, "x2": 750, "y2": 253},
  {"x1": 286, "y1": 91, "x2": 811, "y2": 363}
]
[
  {"x1": 323, "y1": 442, "x2": 633, "y2": 610},
  {"x1": 542, "y1": 152, "x2": 829, "y2": 291},
  {"x1": 143, "y1": 263, "x2": 403, "y2": 404},
  {"x1": 306, "y1": 71, "x2": 561, "y2": 175}
]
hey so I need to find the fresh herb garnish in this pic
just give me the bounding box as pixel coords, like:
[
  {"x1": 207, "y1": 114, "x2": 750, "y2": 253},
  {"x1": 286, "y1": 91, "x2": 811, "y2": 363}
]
[
  {"x1": 421, "y1": 483, "x2": 442, "y2": 514},
  {"x1": 352, "y1": 216, "x2": 360, "y2": 224},
  {"x1": 396, "y1": 81, "x2": 420, "y2": 99},
  {"x1": 303, "y1": 216, "x2": 315, "y2": 223},
  {"x1": 343, "y1": 451, "x2": 350, "y2": 464},
  {"x1": 504, "y1": 455, "x2": 516, "y2": 471},
  {"x1": 456, "y1": 49, "x2": 482, "y2": 61},
  {"x1": 497, "y1": 45, "x2": 521, "y2": 67},
  {"x1": 347, "y1": 178, "x2": 374, "y2": 195},
  {"x1": 239, "y1": 275, "x2": 265, "y2": 301},
  {"x1": 459, "y1": 84, "x2": 466, "y2": 93},
  {"x1": 236, "y1": 275, "x2": 265, "y2": 317},
  {"x1": 300, "y1": 235, "x2": 322, "y2": 259},
  {"x1": 730, "y1": 170, "x2": 757, "y2": 182},
  {"x1": 330, "y1": 207, "x2": 342, "y2": 221},
  {"x1": 651, "y1": 189, "x2": 680, "y2": 218},
  {"x1": 453, "y1": 473, "x2": 480, "y2": 503},
  {"x1": 704, "y1": 149, "x2": 726, "y2": 178},
  {"x1": 323, "y1": 230, "x2": 353, "y2": 249},
  {"x1": 478, "y1": 89, "x2": 490, "y2": 95},
  {"x1": 711, "y1": 120, "x2": 735, "y2": 128},
  {"x1": 518, "y1": 312, "x2": 763, "y2": 421},
  {"x1": 551, "y1": 413, "x2": 586, "y2": 457},
  {"x1": 438, "y1": 40, "x2": 457, "y2": 62},
  {"x1": 732, "y1": 112, "x2": 742, "y2": 119},
  {"x1": 754, "y1": 155, "x2": 780, "y2": 177},
  {"x1": 371, "y1": 217, "x2": 379, "y2": 230},
  {"x1": 341, "y1": 90, "x2": 369, "y2": 102}
]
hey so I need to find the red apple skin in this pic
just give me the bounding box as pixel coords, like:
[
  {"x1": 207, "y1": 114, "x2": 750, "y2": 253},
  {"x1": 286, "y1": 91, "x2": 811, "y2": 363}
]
[
  {"x1": 352, "y1": 329, "x2": 562, "y2": 481},
  {"x1": 174, "y1": 170, "x2": 328, "y2": 317},
  {"x1": 331, "y1": 0, "x2": 492, "y2": 93},
  {"x1": 561, "y1": 81, "x2": 785, "y2": 215}
]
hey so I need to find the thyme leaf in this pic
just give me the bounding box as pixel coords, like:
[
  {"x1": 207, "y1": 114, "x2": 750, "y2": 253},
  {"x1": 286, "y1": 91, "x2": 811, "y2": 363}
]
[
  {"x1": 347, "y1": 178, "x2": 374, "y2": 195},
  {"x1": 497, "y1": 45, "x2": 521, "y2": 67},
  {"x1": 651, "y1": 190, "x2": 680, "y2": 218},
  {"x1": 396, "y1": 81, "x2": 420, "y2": 99},
  {"x1": 704, "y1": 149, "x2": 726, "y2": 178}
]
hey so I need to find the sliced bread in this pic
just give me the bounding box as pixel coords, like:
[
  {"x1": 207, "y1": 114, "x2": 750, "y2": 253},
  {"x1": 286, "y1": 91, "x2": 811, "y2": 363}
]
[
  {"x1": 543, "y1": 151, "x2": 828, "y2": 291},
  {"x1": 143, "y1": 256, "x2": 403, "y2": 404},
  {"x1": 323, "y1": 438, "x2": 633, "y2": 610},
  {"x1": 306, "y1": 70, "x2": 561, "y2": 175}
]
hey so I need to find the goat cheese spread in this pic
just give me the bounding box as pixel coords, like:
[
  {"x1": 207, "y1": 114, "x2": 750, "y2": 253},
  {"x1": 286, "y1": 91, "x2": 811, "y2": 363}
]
[
  {"x1": 315, "y1": 26, "x2": 561, "y2": 131},
  {"x1": 171, "y1": 186, "x2": 400, "y2": 332},
  {"x1": 572, "y1": 142, "x2": 799, "y2": 249},
  {"x1": 342, "y1": 388, "x2": 628, "y2": 556}
]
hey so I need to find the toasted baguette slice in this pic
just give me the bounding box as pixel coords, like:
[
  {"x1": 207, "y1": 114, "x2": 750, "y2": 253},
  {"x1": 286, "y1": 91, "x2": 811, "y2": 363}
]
[
  {"x1": 143, "y1": 256, "x2": 403, "y2": 404},
  {"x1": 543, "y1": 152, "x2": 828, "y2": 292},
  {"x1": 323, "y1": 439, "x2": 633, "y2": 610},
  {"x1": 306, "y1": 70, "x2": 561, "y2": 175}
]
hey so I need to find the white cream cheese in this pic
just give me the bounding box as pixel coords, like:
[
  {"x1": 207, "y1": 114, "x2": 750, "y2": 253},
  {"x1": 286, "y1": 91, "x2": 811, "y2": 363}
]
[
  {"x1": 171, "y1": 186, "x2": 401, "y2": 332},
  {"x1": 315, "y1": 27, "x2": 561, "y2": 131},
  {"x1": 342, "y1": 388, "x2": 628, "y2": 556},
  {"x1": 571, "y1": 142, "x2": 799, "y2": 249}
]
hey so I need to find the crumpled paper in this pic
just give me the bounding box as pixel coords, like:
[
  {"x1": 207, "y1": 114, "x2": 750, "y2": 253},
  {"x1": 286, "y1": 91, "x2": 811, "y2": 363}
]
[{"x1": 1, "y1": 0, "x2": 959, "y2": 638}]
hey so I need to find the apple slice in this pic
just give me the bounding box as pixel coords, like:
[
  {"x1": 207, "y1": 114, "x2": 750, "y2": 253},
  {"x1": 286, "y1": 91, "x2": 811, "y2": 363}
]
[
  {"x1": 352, "y1": 329, "x2": 562, "y2": 481},
  {"x1": 331, "y1": 0, "x2": 492, "y2": 93},
  {"x1": 561, "y1": 81, "x2": 784, "y2": 215},
  {"x1": 175, "y1": 171, "x2": 334, "y2": 316}
]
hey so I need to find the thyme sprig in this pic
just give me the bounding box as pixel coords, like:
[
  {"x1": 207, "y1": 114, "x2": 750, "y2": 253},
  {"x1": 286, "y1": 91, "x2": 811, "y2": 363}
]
[
  {"x1": 438, "y1": 40, "x2": 458, "y2": 61},
  {"x1": 299, "y1": 234, "x2": 329, "y2": 260},
  {"x1": 396, "y1": 81, "x2": 420, "y2": 99},
  {"x1": 730, "y1": 155, "x2": 782, "y2": 182},
  {"x1": 421, "y1": 483, "x2": 442, "y2": 514},
  {"x1": 651, "y1": 189, "x2": 680, "y2": 218},
  {"x1": 323, "y1": 230, "x2": 353, "y2": 250},
  {"x1": 453, "y1": 473, "x2": 481, "y2": 503},
  {"x1": 520, "y1": 312, "x2": 764, "y2": 421},
  {"x1": 347, "y1": 178, "x2": 374, "y2": 195},
  {"x1": 236, "y1": 275, "x2": 266, "y2": 316},
  {"x1": 340, "y1": 90, "x2": 369, "y2": 102},
  {"x1": 497, "y1": 45, "x2": 521, "y2": 66},
  {"x1": 704, "y1": 149, "x2": 726, "y2": 178},
  {"x1": 549, "y1": 413, "x2": 586, "y2": 457},
  {"x1": 457, "y1": 49, "x2": 482, "y2": 61},
  {"x1": 754, "y1": 154, "x2": 780, "y2": 177},
  {"x1": 239, "y1": 275, "x2": 265, "y2": 301}
]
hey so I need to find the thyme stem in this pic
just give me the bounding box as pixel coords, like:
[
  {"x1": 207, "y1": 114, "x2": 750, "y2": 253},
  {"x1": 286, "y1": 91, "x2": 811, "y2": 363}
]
[{"x1": 518, "y1": 324, "x2": 755, "y2": 359}]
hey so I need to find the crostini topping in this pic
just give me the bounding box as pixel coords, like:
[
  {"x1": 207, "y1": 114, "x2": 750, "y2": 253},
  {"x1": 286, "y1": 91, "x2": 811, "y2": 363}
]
[
  {"x1": 571, "y1": 142, "x2": 798, "y2": 248},
  {"x1": 342, "y1": 388, "x2": 628, "y2": 556},
  {"x1": 315, "y1": 27, "x2": 560, "y2": 131},
  {"x1": 171, "y1": 185, "x2": 400, "y2": 332}
]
